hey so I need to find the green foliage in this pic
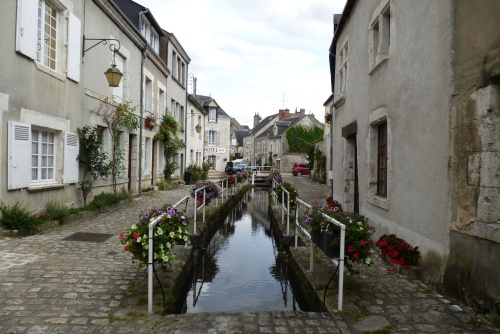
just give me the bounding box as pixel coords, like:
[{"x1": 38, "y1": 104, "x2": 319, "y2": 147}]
[
  {"x1": 186, "y1": 163, "x2": 208, "y2": 183},
  {"x1": 312, "y1": 147, "x2": 327, "y2": 184},
  {"x1": 43, "y1": 201, "x2": 70, "y2": 223},
  {"x1": 285, "y1": 125, "x2": 324, "y2": 154},
  {"x1": 0, "y1": 202, "x2": 40, "y2": 231},
  {"x1": 491, "y1": 313, "x2": 500, "y2": 328},
  {"x1": 98, "y1": 99, "x2": 140, "y2": 193},
  {"x1": 155, "y1": 111, "x2": 185, "y2": 179},
  {"x1": 156, "y1": 179, "x2": 169, "y2": 191},
  {"x1": 77, "y1": 126, "x2": 110, "y2": 206},
  {"x1": 87, "y1": 192, "x2": 129, "y2": 211}
]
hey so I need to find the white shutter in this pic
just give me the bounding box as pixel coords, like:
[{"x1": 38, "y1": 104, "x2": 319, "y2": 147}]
[
  {"x1": 63, "y1": 132, "x2": 79, "y2": 184},
  {"x1": 67, "y1": 12, "x2": 81, "y2": 82},
  {"x1": 8, "y1": 121, "x2": 31, "y2": 189},
  {"x1": 16, "y1": 0, "x2": 38, "y2": 60}
]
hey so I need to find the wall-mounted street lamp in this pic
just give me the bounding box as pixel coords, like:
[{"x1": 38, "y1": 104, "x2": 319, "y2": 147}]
[
  {"x1": 188, "y1": 112, "x2": 202, "y2": 133},
  {"x1": 83, "y1": 36, "x2": 123, "y2": 87}
]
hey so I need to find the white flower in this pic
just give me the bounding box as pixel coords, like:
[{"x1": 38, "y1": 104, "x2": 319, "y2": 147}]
[
  {"x1": 157, "y1": 228, "x2": 163, "y2": 235},
  {"x1": 136, "y1": 236, "x2": 141, "y2": 242},
  {"x1": 365, "y1": 258, "x2": 372, "y2": 265},
  {"x1": 169, "y1": 232, "x2": 175, "y2": 238},
  {"x1": 183, "y1": 236, "x2": 188, "y2": 241}
]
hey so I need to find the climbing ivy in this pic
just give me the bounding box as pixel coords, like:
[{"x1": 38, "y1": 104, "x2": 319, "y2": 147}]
[
  {"x1": 96, "y1": 98, "x2": 140, "y2": 193},
  {"x1": 285, "y1": 125, "x2": 324, "y2": 154},
  {"x1": 154, "y1": 110, "x2": 185, "y2": 181},
  {"x1": 312, "y1": 147, "x2": 327, "y2": 184}
]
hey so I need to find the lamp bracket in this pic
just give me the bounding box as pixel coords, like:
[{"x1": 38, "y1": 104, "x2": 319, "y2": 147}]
[{"x1": 83, "y1": 36, "x2": 121, "y2": 56}]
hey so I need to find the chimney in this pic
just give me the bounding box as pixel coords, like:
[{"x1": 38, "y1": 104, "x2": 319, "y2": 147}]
[
  {"x1": 278, "y1": 109, "x2": 284, "y2": 120},
  {"x1": 300, "y1": 108, "x2": 305, "y2": 117},
  {"x1": 253, "y1": 113, "x2": 261, "y2": 128},
  {"x1": 284, "y1": 108, "x2": 290, "y2": 119}
]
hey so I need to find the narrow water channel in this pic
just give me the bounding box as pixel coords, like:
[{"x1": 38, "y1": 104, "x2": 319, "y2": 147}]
[{"x1": 181, "y1": 188, "x2": 309, "y2": 313}]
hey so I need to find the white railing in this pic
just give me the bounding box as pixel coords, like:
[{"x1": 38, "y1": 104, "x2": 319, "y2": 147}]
[
  {"x1": 273, "y1": 179, "x2": 290, "y2": 235},
  {"x1": 148, "y1": 195, "x2": 190, "y2": 314}
]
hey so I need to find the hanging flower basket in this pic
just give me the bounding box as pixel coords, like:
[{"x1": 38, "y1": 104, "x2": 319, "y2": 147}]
[
  {"x1": 190, "y1": 181, "x2": 220, "y2": 205},
  {"x1": 144, "y1": 114, "x2": 157, "y2": 130}
]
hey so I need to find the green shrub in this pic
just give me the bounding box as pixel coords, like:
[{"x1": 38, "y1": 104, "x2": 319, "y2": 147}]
[
  {"x1": 69, "y1": 207, "x2": 85, "y2": 215},
  {"x1": 0, "y1": 202, "x2": 40, "y2": 231},
  {"x1": 44, "y1": 201, "x2": 70, "y2": 223},
  {"x1": 87, "y1": 192, "x2": 129, "y2": 210},
  {"x1": 156, "y1": 179, "x2": 168, "y2": 191}
]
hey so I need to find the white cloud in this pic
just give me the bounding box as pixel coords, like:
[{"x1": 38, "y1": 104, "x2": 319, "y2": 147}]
[{"x1": 146, "y1": 0, "x2": 347, "y2": 127}]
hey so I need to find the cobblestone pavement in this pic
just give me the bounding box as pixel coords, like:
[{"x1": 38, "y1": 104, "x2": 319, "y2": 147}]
[{"x1": 0, "y1": 175, "x2": 497, "y2": 333}]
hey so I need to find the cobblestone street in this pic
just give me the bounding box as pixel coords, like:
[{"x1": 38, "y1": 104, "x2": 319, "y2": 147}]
[{"x1": 0, "y1": 176, "x2": 497, "y2": 333}]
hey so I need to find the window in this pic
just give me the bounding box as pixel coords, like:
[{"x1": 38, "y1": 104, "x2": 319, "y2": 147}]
[
  {"x1": 209, "y1": 107, "x2": 217, "y2": 122},
  {"x1": 145, "y1": 77, "x2": 152, "y2": 114},
  {"x1": 367, "y1": 107, "x2": 390, "y2": 210},
  {"x1": 208, "y1": 155, "x2": 216, "y2": 171},
  {"x1": 8, "y1": 120, "x2": 79, "y2": 189},
  {"x1": 208, "y1": 131, "x2": 217, "y2": 146},
  {"x1": 172, "y1": 51, "x2": 178, "y2": 78},
  {"x1": 158, "y1": 89, "x2": 165, "y2": 119},
  {"x1": 113, "y1": 53, "x2": 124, "y2": 100},
  {"x1": 37, "y1": 0, "x2": 58, "y2": 70},
  {"x1": 145, "y1": 137, "x2": 151, "y2": 174},
  {"x1": 369, "y1": 3, "x2": 391, "y2": 71},
  {"x1": 31, "y1": 129, "x2": 55, "y2": 182},
  {"x1": 141, "y1": 17, "x2": 159, "y2": 53},
  {"x1": 181, "y1": 62, "x2": 186, "y2": 85},
  {"x1": 338, "y1": 42, "x2": 348, "y2": 97},
  {"x1": 180, "y1": 106, "x2": 184, "y2": 131},
  {"x1": 16, "y1": 0, "x2": 82, "y2": 81},
  {"x1": 377, "y1": 123, "x2": 387, "y2": 197}
]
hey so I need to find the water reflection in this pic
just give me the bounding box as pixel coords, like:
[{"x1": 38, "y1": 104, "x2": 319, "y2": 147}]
[{"x1": 182, "y1": 189, "x2": 308, "y2": 313}]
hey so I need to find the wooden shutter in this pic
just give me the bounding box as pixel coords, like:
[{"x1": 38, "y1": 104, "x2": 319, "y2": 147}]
[
  {"x1": 16, "y1": 0, "x2": 38, "y2": 60},
  {"x1": 8, "y1": 121, "x2": 31, "y2": 189},
  {"x1": 63, "y1": 132, "x2": 79, "y2": 184},
  {"x1": 67, "y1": 12, "x2": 81, "y2": 82}
]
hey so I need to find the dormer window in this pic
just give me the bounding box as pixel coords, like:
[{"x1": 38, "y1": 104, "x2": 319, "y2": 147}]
[{"x1": 209, "y1": 107, "x2": 217, "y2": 122}]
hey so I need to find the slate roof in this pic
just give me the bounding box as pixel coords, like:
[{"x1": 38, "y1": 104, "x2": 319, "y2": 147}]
[
  {"x1": 193, "y1": 95, "x2": 230, "y2": 117},
  {"x1": 112, "y1": 0, "x2": 165, "y2": 35},
  {"x1": 234, "y1": 130, "x2": 250, "y2": 146},
  {"x1": 248, "y1": 114, "x2": 278, "y2": 135},
  {"x1": 255, "y1": 116, "x2": 303, "y2": 139}
]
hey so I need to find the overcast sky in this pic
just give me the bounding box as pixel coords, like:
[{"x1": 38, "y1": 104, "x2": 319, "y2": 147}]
[{"x1": 145, "y1": 0, "x2": 347, "y2": 127}]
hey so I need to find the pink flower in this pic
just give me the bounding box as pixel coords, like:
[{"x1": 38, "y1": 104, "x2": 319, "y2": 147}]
[
  {"x1": 124, "y1": 245, "x2": 129, "y2": 251},
  {"x1": 133, "y1": 233, "x2": 141, "y2": 239},
  {"x1": 347, "y1": 246, "x2": 354, "y2": 253},
  {"x1": 119, "y1": 232, "x2": 125, "y2": 239},
  {"x1": 360, "y1": 240, "x2": 367, "y2": 246},
  {"x1": 353, "y1": 252, "x2": 360, "y2": 259}
]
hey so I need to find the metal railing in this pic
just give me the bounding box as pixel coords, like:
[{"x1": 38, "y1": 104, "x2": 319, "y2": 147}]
[
  {"x1": 271, "y1": 182, "x2": 346, "y2": 311},
  {"x1": 148, "y1": 195, "x2": 190, "y2": 314}
]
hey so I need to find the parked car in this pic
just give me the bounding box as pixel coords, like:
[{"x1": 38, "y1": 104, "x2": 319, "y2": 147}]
[
  {"x1": 291, "y1": 163, "x2": 310, "y2": 176},
  {"x1": 225, "y1": 160, "x2": 250, "y2": 175}
]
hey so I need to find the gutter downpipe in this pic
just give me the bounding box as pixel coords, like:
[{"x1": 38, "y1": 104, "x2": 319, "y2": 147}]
[
  {"x1": 184, "y1": 64, "x2": 189, "y2": 177},
  {"x1": 138, "y1": 8, "x2": 149, "y2": 194}
]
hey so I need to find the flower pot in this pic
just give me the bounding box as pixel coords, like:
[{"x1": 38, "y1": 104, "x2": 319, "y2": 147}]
[{"x1": 311, "y1": 230, "x2": 339, "y2": 259}]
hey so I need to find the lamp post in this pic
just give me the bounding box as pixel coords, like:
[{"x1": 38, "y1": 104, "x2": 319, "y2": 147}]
[{"x1": 83, "y1": 37, "x2": 123, "y2": 87}]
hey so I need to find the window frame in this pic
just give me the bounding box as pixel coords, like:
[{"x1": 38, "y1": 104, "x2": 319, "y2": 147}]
[
  {"x1": 208, "y1": 107, "x2": 217, "y2": 122},
  {"x1": 208, "y1": 130, "x2": 217, "y2": 146},
  {"x1": 376, "y1": 123, "x2": 387, "y2": 197}
]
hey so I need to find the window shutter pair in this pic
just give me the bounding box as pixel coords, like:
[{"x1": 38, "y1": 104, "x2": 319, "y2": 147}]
[
  {"x1": 16, "y1": 0, "x2": 81, "y2": 82},
  {"x1": 8, "y1": 121, "x2": 79, "y2": 189}
]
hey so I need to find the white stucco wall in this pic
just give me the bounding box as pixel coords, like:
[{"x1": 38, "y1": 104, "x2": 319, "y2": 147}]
[{"x1": 331, "y1": 0, "x2": 453, "y2": 277}]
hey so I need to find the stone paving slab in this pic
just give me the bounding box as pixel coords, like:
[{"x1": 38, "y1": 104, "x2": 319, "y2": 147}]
[{"x1": 0, "y1": 177, "x2": 498, "y2": 333}]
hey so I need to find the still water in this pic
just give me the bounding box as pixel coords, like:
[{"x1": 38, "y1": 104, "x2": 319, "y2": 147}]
[{"x1": 182, "y1": 188, "x2": 308, "y2": 313}]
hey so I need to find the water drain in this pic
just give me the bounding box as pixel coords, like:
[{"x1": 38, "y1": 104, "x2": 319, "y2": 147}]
[{"x1": 63, "y1": 232, "x2": 113, "y2": 243}]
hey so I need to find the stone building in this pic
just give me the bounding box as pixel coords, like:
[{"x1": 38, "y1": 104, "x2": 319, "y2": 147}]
[{"x1": 328, "y1": 0, "x2": 500, "y2": 311}]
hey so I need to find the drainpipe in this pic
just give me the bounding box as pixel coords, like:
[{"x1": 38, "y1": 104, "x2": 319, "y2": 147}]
[
  {"x1": 184, "y1": 64, "x2": 189, "y2": 176},
  {"x1": 138, "y1": 8, "x2": 149, "y2": 193}
]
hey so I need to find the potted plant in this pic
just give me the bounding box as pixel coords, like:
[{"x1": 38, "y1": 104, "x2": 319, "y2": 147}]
[
  {"x1": 144, "y1": 114, "x2": 157, "y2": 130},
  {"x1": 302, "y1": 199, "x2": 375, "y2": 275},
  {"x1": 274, "y1": 181, "x2": 298, "y2": 209},
  {"x1": 190, "y1": 181, "x2": 220, "y2": 205},
  {"x1": 119, "y1": 205, "x2": 190, "y2": 268},
  {"x1": 376, "y1": 234, "x2": 420, "y2": 269}
]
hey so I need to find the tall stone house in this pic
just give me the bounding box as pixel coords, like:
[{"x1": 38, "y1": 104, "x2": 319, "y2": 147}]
[
  {"x1": 1, "y1": 0, "x2": 193, "y2": 211},
  {"x1": 245, "y1": 109, "x2": 321, "y2": 171},
  {"x1": 328, "y1": 0, "x2": 500, "y2": 311},
  {"x1": 186, "y1": 94, "x2": 206, "y2": 169},
  {"x1": 193, "y1": 95, "x2": 231, "y2": 173}
]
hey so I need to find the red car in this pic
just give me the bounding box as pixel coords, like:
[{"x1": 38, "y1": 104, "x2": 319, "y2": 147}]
[{"x1": 291, "y1": 163, "x2": 310, "y2": 176}]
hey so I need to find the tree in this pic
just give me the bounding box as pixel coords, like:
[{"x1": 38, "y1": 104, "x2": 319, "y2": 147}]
[
  {"x1": 154, "y1": 110, "x2": 185, "y2": 181},
  {"x1": 77, "y1": 126, "x2": 110, "y2": 206},
  {"x1": 95, "y1": 98, "x2": 140, "y2": 193}
]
